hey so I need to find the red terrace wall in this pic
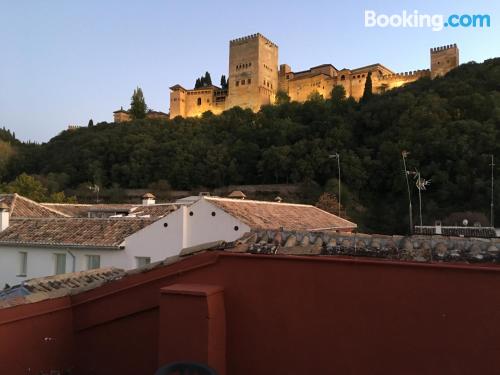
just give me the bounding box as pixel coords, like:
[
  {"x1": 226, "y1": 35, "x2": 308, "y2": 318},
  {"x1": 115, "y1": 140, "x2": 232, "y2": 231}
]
[
  {"x1": 1, "y1": 252, "x2": 500, "y2": 375},
  {"x1": 0, "y1": 296, "x2": 75, "y2": 374}
]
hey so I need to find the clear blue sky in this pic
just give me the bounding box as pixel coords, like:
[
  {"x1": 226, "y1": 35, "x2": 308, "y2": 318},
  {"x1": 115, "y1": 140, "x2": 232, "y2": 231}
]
[{"x1": 1, "y1": 0, "x2": 499, "y2": 141}]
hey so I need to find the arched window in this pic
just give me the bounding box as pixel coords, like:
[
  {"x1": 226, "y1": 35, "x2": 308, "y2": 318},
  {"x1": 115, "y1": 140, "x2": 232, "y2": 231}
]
[
  {"x1": 340, "y1": 75, "x2": 345, "y2": 81},
  {"x1": 197, "y1": 98, "x2": 201, "y2": 106}
]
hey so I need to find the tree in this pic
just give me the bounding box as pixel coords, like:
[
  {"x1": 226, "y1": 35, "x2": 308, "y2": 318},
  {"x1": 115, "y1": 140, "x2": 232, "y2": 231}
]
[
  {"x1": 331, "y1": 85, "x2": 346, "y2": 103},
  {"x1": 130, "y1": 87, "x2": 147, "y2": 119},
  {"x1": 204, "y1": 72, "x2": 212, "y2": 86},
  {"x1": 88, "y1": 119, "x2": 94, "y2": 127},
  {"x1": 316, "y1": 192, "x2": 345, "y2": 216},
  {"x1": 307, "y1": 91, "x2": 323, "y2": 102},
  {"x1": 5, "y1": 173, "x2": 47, "y2": 201},
  {"x1": 361, "y1": 71, "x2": 373, "y2": 102},
  {"x1": 275, "y1": 90, "x2": 291, "y2": 105},
  {"x1": 220, "y1": 75, "x2": 228, "y2": 90}
]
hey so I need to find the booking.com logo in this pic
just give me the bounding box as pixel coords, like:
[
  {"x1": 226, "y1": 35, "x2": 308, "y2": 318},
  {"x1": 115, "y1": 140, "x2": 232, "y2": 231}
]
[{"x1": 365, "y1": 10, "x2": 491, "y2": 31}]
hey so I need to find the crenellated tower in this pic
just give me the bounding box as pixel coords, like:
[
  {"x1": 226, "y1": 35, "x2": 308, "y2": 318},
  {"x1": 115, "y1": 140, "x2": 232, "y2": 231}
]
[
  {"x1": 226, "y1": 33, "x2": 278, "y2": 111},
  {"x1": 431, "y1": 44, "x2": 459, "y2": 78}
]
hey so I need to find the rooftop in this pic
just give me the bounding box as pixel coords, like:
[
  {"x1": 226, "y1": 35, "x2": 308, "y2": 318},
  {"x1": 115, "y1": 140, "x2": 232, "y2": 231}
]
[
  {"x1": 0, "y1": 217, "x2": 154, "y2": 249},
  {"x1": 204, "y1": 196, "x2": 357, "y2": 231},
  {"x1": 1, "y1": 228, "x2": 499, "y2": 308},
  {"x1": 41, "y1": 202, "x2": 178, "y2": 219},
  {"x1": 0, "y1": 194, "x2": 68, "y2": 218}
]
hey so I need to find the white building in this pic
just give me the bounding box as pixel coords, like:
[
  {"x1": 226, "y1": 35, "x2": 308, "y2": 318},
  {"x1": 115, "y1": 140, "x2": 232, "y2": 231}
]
[{"x1": 0, "y1": 194, "x2": 356, "y2": 288}]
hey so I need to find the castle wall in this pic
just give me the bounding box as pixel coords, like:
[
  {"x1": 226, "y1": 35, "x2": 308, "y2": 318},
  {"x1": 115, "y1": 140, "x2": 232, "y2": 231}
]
[
  {"x1": 287, "y1": 74, "x2": 335, "y2": 102},
  {"x1": 114, "y1": 112, "x2": 131, "y2": 123},
  {"x1": 376, "y1": 70, "x2": 431, "y2": 92},
  {"x1": 184, "y1": 88, "x2": 224, "y2": 117},
  {"x1": 169, "y1": 89, "x2": 186, "y2": 118}
]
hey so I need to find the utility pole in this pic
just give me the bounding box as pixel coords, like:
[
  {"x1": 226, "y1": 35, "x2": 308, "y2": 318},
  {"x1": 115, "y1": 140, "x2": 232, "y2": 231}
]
[
  {"x1": 402, "y1": 151, "x2": 413, "y2": 234},
  {"x1": 329, "y1": 153, "x2": 341, "y2": 217},
  {"x1": 491, "y1": 155, "x2": 495, "y2": 227}
]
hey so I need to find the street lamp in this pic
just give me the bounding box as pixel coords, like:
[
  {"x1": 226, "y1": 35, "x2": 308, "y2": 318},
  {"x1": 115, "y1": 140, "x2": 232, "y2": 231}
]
[
  {"x1": 401, "y1": 151, "x2": 413, "y2": 234},
  {"x1": 490, "y1": 155, "x2": 495, "y2": 227},
  {"x1": 329, "y1": 153, "x2": 341, "y2": 217}
]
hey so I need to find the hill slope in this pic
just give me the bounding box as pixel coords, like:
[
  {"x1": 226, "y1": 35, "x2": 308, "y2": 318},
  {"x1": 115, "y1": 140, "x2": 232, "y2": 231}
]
[{"x1": 4, "y1": 58, "x2": 500, "y2": 233}]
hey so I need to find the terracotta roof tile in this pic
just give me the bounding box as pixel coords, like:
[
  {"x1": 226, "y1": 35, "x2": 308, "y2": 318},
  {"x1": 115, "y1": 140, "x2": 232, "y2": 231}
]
[
  {"x1": 0, "y1": 194, "x2": 68, "y2": 218},
  {"x1": 0, "y1": 218, "x2": 154, "y2": 249},
  {"x1": 41, "y1": 203, "x2": 178, "y2": 219},
  {"x1": 204, "y1": 197, "x2": 357, "y2": 231}
]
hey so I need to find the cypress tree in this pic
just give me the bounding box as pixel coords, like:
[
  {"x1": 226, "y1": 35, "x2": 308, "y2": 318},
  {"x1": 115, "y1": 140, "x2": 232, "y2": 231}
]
[
  {"x1": 130, "y1": 87, "x2": 147, "y2": 119},
  {"x1": 362, "y1": 72, "x2": 373, "y2": 102}
]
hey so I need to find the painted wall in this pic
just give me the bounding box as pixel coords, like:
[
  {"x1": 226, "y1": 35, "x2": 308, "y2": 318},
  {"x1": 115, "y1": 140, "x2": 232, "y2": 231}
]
[
  {"x1": 0, "y1": 199, "x2": 251, "y2": 285},
  {"x1": 1, "y1": 252, "x2": 499, "y2": 375},
  {"x1": 0, "y1": 245, "x2": 126, "y2": 287}
]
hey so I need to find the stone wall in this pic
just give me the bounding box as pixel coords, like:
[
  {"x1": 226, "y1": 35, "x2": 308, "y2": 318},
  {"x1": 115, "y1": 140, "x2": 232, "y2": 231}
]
[{"x1": 249, "y1": 229, "x2": 500, "y2": 264}]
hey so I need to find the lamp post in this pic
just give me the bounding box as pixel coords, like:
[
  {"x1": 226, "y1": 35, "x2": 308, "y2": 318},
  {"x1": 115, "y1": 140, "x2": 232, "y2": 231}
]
[
  {"x1": 401, "y1": 151, "x2": 413, "y2": 234},
  {"x1": 329, "y1": 153, "x2": 341, "y2": 217},
  {"x1": 490, "y1": 155, "x2": 495, "y2": 227}
]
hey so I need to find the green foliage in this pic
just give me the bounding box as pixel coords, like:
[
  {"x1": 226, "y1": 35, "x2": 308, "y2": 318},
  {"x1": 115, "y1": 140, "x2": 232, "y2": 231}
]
[
  {"x1": 275, "y1": 90, "x2": 291, "y2": 105},
  {"x1": 4, "y1": 173, "x2": 47, "y2": 201},
  {"x1": 361, "y1": 71, "x2": 373, "y2": 102},
  {"x1": 220, "y1": 75, "x2": 228, "y2": 90},
  {"x1": 3, "y1": 58, "x2": 500, "y2": 233},
  {"x1": 331, "y1": 85, "x2": 346, "y2": 104},
  {"x1": 307, "y1": 91, "x2": 323, "y2": 102},
  {"x1": 195, "y1": 72, "x2": 213, "y2": 88},
  {"x1": 130, "y1": 87, "x2": 147, "y2": 119}
]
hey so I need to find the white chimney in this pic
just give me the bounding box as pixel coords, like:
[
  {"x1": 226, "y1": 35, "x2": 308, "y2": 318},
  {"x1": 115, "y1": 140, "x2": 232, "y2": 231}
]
[
  {"x1": 0, "y1": 203, "x2": 9, "y2": 231},
  {"x1": 142, "y1": 193, "x2": 156, "y2": 206}
]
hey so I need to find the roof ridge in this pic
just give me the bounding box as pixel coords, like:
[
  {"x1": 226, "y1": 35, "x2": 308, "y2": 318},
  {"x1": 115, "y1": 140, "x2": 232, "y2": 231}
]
[
  {"x1": 15, "y1": 194, "x2": 71, "y2": 217},
  {"x1": 204, "y1": 196, "x2": 314, "y2": 208}
]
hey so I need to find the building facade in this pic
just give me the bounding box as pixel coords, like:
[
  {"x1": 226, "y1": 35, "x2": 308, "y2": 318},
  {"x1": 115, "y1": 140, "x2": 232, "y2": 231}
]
[
  {"x1": 0, "y1": 194, "x2": 355, "y2": 287},
  {"x1": 169, "y1": 33, "x2": 459, "y2": 118}
]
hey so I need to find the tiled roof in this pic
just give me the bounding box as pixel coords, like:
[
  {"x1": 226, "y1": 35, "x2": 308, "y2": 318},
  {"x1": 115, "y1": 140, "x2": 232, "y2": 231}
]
[
  {"x1": 41, "y1": 203, "x2": 95, "y2": 217},
  {"x1": 0, "y1": 194, "x2": 68, "y2": 218},
  {"x1": 0, "y1": 218, "x2": 154, "y2": 249},
  {"x1": 41, "y1": 203, "x2": 178, "y2": 219},
  {"x1": 2, "y1": 229, "x2": 499, "y2": 309},
  {"x1": 204, "y1": 197, "x2": 357, "y2": 231},
  {"x1": 0, "y1": 268, "x2": 125, "y2": 308},
  {"x1": 129, "y1": 204, "x2": 178, "y2": 218}
]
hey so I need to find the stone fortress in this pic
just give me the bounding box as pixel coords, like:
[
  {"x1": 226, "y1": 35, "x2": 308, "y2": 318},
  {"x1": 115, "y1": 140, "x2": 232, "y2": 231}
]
[{"x1": 169, "y1": 33, "x2": 459, "y2": 119}]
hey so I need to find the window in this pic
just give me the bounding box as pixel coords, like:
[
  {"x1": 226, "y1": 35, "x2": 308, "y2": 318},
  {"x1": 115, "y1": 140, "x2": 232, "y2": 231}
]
[
  {"x1": 241, "y1": 80, "x2": 245, "y2": 85},
  {"x1": 136, "y1": 257, "x2": 151, "y2": 268},
  {"x1": 340, "y1": 75, "x2": 345, "y2": 81},
  {"x1": 197, "y1": 97, "x2": 201, "y2": 106},
  {"x1": 247, "y1": 78, "x2": 251, "y2": 84},
  {"x1": 236, "y1": 81, "x2": 239, "y2": 87},
  {"x1": 18, "y1": 252, "x2": 27, "y2": 276},
  {"x1": 86, "y1": 255, "x2": 100, "y2": 270},
  {"x1": 54, "y1": 253, "x2": 66, "y2": 275}
]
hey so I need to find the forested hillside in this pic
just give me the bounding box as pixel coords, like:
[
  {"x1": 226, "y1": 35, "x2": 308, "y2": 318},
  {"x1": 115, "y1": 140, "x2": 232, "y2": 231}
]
[{"x1": 2, "y1": 58, "x2": 500, "y2": 233}]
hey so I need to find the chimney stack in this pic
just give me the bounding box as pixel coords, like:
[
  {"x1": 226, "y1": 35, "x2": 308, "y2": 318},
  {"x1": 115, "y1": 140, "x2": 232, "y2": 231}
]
[
  {"x1": 142, "y1": 193, "x2": 156, "y2": 206},
  {"x1": 0, "y1": 203, "x2": 10, "y2": 231}
]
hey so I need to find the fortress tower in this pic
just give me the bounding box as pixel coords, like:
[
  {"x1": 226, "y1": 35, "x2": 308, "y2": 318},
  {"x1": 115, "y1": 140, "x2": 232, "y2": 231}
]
[
  {"x1": 431, "y1": 44, "x2": 459, "y2": 78},
  {"x1": 226, "y1": 33, "x2": 278, "y2": 111}
]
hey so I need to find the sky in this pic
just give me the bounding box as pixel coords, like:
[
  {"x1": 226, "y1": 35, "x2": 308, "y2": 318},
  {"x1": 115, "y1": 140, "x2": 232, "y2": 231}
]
[{"x1": 1, "y1": 0, "x2": 499, "y2": 142}]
